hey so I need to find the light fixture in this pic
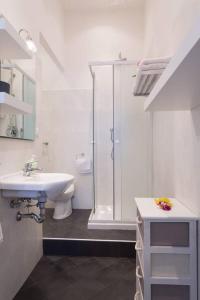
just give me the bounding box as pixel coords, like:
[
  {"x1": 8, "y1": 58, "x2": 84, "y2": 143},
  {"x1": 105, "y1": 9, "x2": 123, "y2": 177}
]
[{"x1": 19, "y1": 29, "x2": 37, "y2": 53}]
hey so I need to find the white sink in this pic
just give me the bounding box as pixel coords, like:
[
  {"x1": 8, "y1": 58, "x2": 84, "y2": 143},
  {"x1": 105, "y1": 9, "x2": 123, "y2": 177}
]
[{"x1": 0, "y1": 172, "x2": 74, "y2": 200}]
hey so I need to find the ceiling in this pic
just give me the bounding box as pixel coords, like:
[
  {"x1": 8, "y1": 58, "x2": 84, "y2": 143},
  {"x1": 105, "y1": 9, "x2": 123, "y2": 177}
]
[{"x1": 61, "y1": 0, "x2": 145, "y2": 12}]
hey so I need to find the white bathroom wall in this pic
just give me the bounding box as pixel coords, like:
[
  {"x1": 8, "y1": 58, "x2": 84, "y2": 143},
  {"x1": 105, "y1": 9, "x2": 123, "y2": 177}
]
[
  {"x1": 0, "y1": 1, "x2": 66, "y2": 299},
  {"x1": 40, "y1": 89, "x2": 93, "y2": 209},
  {"x1": 64, "y1": 7, "x2": 144, "y2": 89},
  {"x1": 0, "y1": 0, "x2": 66, "y2": 67},
  {"x1": 143, "y1": 0, "x2": 200, "y2": 59},
  {"x1": 143, "y1": 0, "x2": 200, "y2": 292},
  {"x1": 39, "y1": 44, "x2": 69, "y2": 91}
]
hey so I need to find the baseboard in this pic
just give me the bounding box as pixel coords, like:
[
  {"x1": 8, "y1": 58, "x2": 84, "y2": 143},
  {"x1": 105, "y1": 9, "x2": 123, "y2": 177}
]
[{"x1": 43, "y1": 238, "x2": 135, "y2": 257}]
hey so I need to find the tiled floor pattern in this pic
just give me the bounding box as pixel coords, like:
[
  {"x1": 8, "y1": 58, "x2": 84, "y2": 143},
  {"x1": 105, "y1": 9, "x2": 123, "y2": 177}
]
[{"x1": 14, "y1": 256, "x2": 136, "y2": 300}]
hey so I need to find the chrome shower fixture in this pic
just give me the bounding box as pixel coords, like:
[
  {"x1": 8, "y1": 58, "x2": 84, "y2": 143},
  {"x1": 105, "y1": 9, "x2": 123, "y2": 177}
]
[
  {"x1": 19, "y1": 29, "x2": 37, "y2": 53},
  {"x1": 118, "y1": 52, "x2": 127, "y2": 61}
]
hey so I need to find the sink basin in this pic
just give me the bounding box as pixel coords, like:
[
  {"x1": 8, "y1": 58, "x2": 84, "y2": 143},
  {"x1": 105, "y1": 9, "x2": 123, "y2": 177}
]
[{"x1": 0, "y1": 172, "x2": 74, "y2": 200}]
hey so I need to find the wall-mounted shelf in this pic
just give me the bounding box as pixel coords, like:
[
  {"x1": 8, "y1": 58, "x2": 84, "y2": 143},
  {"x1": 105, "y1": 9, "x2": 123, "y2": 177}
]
[
  {"x1": 0, "y1": 16, "x2": 32, "y2": 59},
  {"x1": 144, "y1": 19, "x2": 200, "y2": 111},
  {"x1": 0, "y1": 92, "x2": 32, "y2": 114}
]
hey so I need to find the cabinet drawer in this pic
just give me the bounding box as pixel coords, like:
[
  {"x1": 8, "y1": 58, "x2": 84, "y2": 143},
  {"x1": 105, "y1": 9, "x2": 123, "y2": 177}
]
[
  {"x1": 151, "y1": 284, "x2": 190, "y2": 300},
  {"x1": 151, "y1": 253, "x2": 190, "y2": 278},
  {"x1": 150, "y1": 222, "x2": 189, "y2": 247}
]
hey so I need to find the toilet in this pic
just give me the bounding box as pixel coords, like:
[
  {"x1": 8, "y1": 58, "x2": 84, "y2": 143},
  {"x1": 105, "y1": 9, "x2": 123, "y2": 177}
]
[{"x1": 52, "y1": 183, "x2": 75, "y2": 220}]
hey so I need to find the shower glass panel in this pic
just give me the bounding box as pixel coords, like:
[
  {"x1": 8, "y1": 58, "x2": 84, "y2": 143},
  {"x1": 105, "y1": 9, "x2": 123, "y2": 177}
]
[
  {"x1": 90, "y1": 62, "x2": 152, "y2": 225},
  {"x1": 93, "y1": 66, "x2": 114, "y2": 221},
  {"x1": 114, "y1": 65, "x2": 152, "y2": 222}
]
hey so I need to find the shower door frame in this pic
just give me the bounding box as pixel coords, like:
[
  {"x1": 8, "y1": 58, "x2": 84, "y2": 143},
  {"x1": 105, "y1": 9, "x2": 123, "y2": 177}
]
[{"x1": 89, "y1": 60, "x2": 138, "y2": 223}]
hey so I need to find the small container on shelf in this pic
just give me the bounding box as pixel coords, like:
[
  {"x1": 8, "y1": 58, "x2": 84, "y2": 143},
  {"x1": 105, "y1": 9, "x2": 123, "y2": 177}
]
[{"x1": 0, "y1": 81, "x2": 10, "y2": 93}]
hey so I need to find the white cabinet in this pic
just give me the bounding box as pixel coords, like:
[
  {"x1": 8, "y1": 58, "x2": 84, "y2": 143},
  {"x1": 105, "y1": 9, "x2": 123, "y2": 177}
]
[
  {"x1": 0, "y1": 16, "x2": 33, "y2": 114},
  {"x1": 134, "y1": 198, "x2": 198, "y2": 300}
]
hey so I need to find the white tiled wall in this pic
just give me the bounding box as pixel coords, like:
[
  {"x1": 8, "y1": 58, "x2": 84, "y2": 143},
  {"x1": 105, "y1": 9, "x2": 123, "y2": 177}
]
[{"x1": 40, "y1": 90, "x2": 93, "y2": 209}]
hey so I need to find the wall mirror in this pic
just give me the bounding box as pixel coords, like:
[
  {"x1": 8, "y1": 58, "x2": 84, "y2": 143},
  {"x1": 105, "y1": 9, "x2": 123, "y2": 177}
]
[{"x1": 0, "y1": 60, "x2": 36, "y2": 140}]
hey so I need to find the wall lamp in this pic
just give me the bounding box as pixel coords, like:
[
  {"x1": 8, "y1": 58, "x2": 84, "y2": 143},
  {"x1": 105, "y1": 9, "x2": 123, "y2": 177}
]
[{"x1": 19, "y1": 29, "x2": 37, "y2": 53}]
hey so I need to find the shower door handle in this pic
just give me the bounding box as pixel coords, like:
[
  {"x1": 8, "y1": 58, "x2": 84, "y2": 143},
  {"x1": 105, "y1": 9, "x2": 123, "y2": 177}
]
[
  {"x1": 111, "y1": 147, "x2": 114, "y2": 161},
  {"x1": 110, "y1": 128, "x2": 120, "y2": 144},
  {"x1": 110, "y1": 128, "x2": 114, "y2": 143}
]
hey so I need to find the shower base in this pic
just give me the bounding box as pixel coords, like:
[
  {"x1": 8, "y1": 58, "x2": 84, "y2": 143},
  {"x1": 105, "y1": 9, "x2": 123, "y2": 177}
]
[
  {"x1": 88, "y1": 205, "x2": 136, "y2": 230},
  {"x1": 90, "y1": 205, "x2": 113, "y2": 221}
]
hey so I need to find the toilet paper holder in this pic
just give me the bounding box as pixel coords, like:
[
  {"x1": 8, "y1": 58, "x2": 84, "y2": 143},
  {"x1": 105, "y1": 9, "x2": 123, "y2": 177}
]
[{"x1": 75, "y1": 153, "x2": 85, "y2": 160}]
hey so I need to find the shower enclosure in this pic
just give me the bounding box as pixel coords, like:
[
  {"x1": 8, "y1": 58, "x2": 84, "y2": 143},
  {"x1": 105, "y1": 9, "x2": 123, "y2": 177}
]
[{"x1": 88, "y1": 60, "x2": 152, "y2": 229}]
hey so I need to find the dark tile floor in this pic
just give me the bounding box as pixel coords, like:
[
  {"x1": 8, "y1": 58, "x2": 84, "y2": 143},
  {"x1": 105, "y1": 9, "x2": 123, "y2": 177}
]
[
  {"x1": 14, "y1": 256, "x2": 136, "y2": 300},
  {"x1": 43, "y1": 209, "x2": 136, "y2": 241}
]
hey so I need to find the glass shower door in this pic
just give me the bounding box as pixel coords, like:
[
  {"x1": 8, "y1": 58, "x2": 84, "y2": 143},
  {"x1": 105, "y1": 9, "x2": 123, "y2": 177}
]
[
  {"x1": 114, "y1": 64, "x2": 152, "y2": 222},
  {"x1": 90, "y1": 62, "x2": 152, "y2": 224},
  {"x1": 93, "y1": 66, "x2": 114, "y2": 221}
]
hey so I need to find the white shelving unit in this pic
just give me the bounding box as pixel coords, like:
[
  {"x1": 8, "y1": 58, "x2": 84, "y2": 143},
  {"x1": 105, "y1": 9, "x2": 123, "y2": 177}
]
[
  {"x1": 134, "y1": 198, "x2": 198, "y2": 300},
  {"x1": 0, "y1": 16, "x2": 33, "y2": 114},
  {"x1": 0, "y1": 92, "x2": 32, "y2": 114},
  {"x1": 144, "y1": 19, "x2": 200, "y2": 111},
  {"x1": 0, "y1": 15, "x2": 32, "y2": 59}
]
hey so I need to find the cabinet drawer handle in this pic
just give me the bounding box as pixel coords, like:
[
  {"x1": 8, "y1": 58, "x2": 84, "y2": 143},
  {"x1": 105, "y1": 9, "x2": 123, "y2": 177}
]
[
  {"x1": 135, "y1": 241, "x2": 142, "y2": 251},
  {"x1": 136, "y1": 265, "x2": 143, "y2": 279},
  {"x1": 136, "y1": 216, "x2": 142, "y2": 224},
  {"x1": 134, "y1": 291, "x2": 140, "y2": 300}
]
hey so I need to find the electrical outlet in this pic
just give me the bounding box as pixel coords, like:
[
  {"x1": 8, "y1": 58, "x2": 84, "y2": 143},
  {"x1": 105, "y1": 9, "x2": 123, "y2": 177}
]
[{"x1": 0, "y1": 223, "x2": 3, "y2": 243}]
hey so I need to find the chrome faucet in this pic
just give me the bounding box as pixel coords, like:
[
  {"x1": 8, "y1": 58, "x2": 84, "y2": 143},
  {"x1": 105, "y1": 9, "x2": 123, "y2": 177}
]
[{"x1": 23, "y1": 157, "x2": 41, "y2": 176}]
